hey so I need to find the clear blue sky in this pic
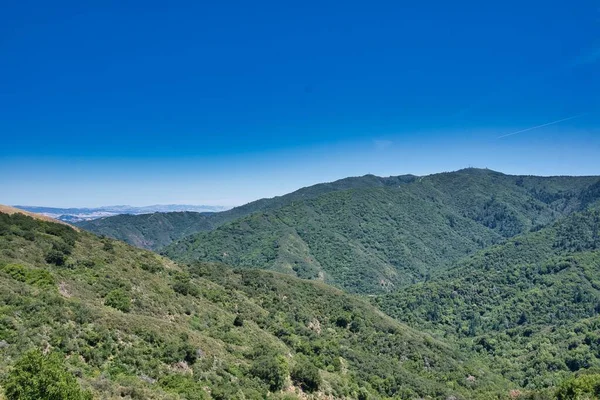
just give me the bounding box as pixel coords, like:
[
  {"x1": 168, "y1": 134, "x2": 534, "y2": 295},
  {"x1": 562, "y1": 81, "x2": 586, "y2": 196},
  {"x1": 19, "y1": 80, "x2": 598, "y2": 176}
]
[{"x1": 1, "y1": 0, "x2": 599, "y2": 207}]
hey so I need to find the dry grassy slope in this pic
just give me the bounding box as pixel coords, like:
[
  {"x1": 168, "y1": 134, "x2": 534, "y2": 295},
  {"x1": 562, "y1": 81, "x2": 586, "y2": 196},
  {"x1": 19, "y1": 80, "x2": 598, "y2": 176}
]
[{"x1": 0, "y1": 205, "x2": 79, "y2": 231}]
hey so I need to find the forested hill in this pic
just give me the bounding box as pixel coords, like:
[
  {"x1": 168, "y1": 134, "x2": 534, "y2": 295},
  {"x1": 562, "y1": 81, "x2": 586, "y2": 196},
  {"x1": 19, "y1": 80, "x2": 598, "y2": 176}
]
[
  {"x1": 0, "y1": 208, "x2": 513, "y2": 399},
  {"x1": 374, "y1": 204, "x2": 600, "y2": 391},
  {"x1": 206, "y1": 173, "x2": 418, "y2": 226},
  {"x1": 163, "y1": 169, "x2": 600, "y2": 294},
  {"x1": 78, "y1": 174, "x2": 417, "y2": 250},
  {"x1": 77, "y1": 212, "x2": 215, "y2": 250}
]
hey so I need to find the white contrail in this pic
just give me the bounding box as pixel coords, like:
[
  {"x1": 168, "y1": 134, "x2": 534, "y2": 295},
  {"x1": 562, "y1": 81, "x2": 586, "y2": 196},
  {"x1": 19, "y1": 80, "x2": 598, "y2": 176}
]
[{"x1": 497, "y1": 114, "x2": 585, "y2": 139}]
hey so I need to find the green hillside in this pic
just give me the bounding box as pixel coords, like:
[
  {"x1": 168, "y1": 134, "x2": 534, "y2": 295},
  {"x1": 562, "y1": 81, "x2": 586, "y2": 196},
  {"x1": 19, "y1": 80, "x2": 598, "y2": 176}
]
[
  {"x1": 163, "y1": 170, "x2": 600, "y2": 294},
  {"x1": 78, "y1": 174, "x2": 417, "y2": 250},
  {"x1": 374, "y1": 205, "x2": 600, "y2": 390},
  {"x1": 0, "y1": 210, "x2": 511, "y2": 399},
  {"x1": 78, "y1": 212, "x2": 215, "y2": 250},
  {"x1": 205, "y1": 173, "x2": 418, "y2": 227}
]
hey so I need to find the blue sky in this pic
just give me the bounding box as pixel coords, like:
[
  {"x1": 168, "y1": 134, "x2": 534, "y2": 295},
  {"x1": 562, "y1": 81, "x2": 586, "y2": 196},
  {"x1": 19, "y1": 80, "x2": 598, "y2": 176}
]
[{"x1": 1, "y1": 0, "x2": 599, "y2": 207}]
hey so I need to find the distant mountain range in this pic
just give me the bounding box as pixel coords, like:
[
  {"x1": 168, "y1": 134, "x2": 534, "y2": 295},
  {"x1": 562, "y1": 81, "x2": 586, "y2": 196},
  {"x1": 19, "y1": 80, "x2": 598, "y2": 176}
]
[{"x1": 12, "y1": 204, "x2": 230, "y2": 223}]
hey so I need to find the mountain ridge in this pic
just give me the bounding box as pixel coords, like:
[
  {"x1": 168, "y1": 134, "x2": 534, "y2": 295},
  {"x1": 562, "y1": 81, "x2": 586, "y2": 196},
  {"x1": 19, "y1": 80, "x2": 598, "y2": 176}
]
[
  {"x1": 78, "y1": 173, "x2": 418, "y2": 250},
  {"x1": 163, "y1": 169, "x2": 600, "y2": 293},
  {"x1": 80, "y1": 169, "x2": 600, "y2": 252}
]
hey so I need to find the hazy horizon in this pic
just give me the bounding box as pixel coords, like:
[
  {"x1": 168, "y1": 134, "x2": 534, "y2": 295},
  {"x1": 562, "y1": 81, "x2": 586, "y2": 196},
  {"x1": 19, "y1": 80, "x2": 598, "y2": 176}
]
[{"x1": 7, "y1": 166, "x2": 600, "y2": 209}]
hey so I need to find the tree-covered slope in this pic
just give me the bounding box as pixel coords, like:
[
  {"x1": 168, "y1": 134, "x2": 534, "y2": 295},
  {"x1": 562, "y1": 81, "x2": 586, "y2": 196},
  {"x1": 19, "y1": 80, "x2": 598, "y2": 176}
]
[
  {"x1": 0, "y1": 210, "x2": 510, "y2": 399},
  {"x1": 78, "y1": 212, "x2": 215, "y2": 250},
  {"x1": 374, "y1": 205, "x2": 600, "y2": 390},
  {"x1": 78, "y1": 174, "x2": 417, "y2": 250},
  {"x1": 163, "y1": 170, "x2": 600, "y2": 294},
  {"x1": 164, "y1": 186, "x2": 501, "y2": 293},
  {"x1": 205, "y1": 173, "x2": 418, "y2": 226}
]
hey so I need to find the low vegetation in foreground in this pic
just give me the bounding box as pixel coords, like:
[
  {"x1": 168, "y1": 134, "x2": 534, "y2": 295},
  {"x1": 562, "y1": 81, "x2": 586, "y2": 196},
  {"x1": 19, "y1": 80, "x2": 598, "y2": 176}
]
[{"x1": 0, "y1": 211, "x2": 511, "y2": 399}]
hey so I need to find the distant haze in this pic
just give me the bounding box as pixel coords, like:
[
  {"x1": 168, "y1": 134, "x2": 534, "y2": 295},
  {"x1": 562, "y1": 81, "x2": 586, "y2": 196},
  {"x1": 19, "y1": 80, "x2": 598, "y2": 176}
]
[{"x1": 14, "y1": 204, "x2": 230, "y2": 223}]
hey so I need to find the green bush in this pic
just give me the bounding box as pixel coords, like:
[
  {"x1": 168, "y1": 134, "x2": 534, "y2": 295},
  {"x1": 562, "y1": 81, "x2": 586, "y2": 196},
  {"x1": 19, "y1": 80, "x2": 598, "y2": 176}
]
[
  {"x1": 233, "y1": 315, "x2": 244, "y2": 327},
  {"x1": 45, "y1": 250, "x2": 66, "y2": 266},
  {"x1": 52, "y1": 241, "x2": 72, "y2": 255},
  {"x1": 1, "y1": 264, "x2": 55, "y2": 287},
  {"x1": 26, "y1": 269, "x2": 55, "y2": 287},
  {"x1": 160, "y1": 337, "x2": 197, "y2": 365},
  {"x1": 251, "y1": 355, "x2": 288, "y2": 391},
  {"x1": 3, "y1": 350, "x2": 92, "y2": 400},
  {"x1": 172, "y1": 272, "x2": 199, "y2": 296},
  {"x1": 556, "y1": 373, "x2": 600, "y2": 399},
  {"x1": 2, "y1": 264, "x2": 27, "y2": 282},
  {"x1": 291, "y1": 357, "x2": 321, "y2": 393},
  {"x1": 102, "y1": 240, "x2": 114, "y2": 252},
  {"x1": 104, "y1": 288, "x2": 131, "y2": 312},
  {"x1": 140, "y1": 262, "x2": 162, "y2": 273}
]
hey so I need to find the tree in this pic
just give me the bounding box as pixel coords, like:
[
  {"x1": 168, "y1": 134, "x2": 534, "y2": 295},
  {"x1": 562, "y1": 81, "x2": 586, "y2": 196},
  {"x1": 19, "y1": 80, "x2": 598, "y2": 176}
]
[
  {"x1": 518, "y1": 311, "x2": 528, "y2": 325},
  {"x1": 468, "y1": 313, "x2": 479, "y2": 337},
  {"x1": 4, "y1": 350, "x2": 92, "y2": 400}
]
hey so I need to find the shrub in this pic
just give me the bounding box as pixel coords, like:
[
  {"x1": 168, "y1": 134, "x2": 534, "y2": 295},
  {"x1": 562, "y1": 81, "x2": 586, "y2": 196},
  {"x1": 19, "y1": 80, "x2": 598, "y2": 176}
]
[
  {"x1": 291, "y1": 357, "x2": 321, "y2": 393},
  {"x1": 104, "y1": 289, "x2": 131, "y2": 312},
  {"x1": 1, "y1": 264, "x2": 55, "y2": 287},
  {"x1": 251, "y1": 355, "x2": 288, "y2": 391},
  {"x1": 26, "y1": 269, "x2": 55, "y2": 287},
  {"x1": 140, "y1": 262, "x2": 162, "y2": 273},
  {"x1": 52, "y1": 240, "x2": 73, "y2": 255},
  {"x1": 161, "y1": 339, "x2": 198, "y2": 365},
  {"x1": 172, "y1": 273, "x2": 199, "y2": 297},
  {"x1": 357, "y1": 387, "x2": 370, "y2": 400},
  {"x1": 3, "y1": 350, "x2": 92, "y2": 400},
  {"x1": 45, "y1": 250, "x2": 66, "y2": 266},
  {"x1": 233, "y1": 315, "x2": 244, "y2": 327},
  {"x1": 22, "y1": 231, "x2": 36, "y2": 241},
  {"x1": 2, "y1": 264, "x2": 27, "y2": 282},
  {"x1": 335, "y1": 314, "x2": 351, "y2": 328},
  {"x1": 102, "y1": 241, "x2": 114, "y2": 252}
]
